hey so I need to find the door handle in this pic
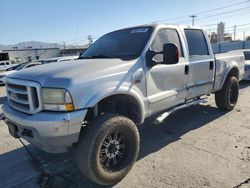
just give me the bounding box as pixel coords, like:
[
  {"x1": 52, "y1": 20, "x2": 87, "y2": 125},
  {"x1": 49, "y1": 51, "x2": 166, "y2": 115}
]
[
  {"x1": 185, "y1": 65, "x2": 189, "y2": 75},
  {"x1": 209, "y1": 61, "x2": 214, "y2": 70}
]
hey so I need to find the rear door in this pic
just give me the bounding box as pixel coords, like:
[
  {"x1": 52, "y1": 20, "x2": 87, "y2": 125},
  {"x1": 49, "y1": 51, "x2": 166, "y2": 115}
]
[{"x1": 184, "y1": 29, "x2": 215, "y2": 99}]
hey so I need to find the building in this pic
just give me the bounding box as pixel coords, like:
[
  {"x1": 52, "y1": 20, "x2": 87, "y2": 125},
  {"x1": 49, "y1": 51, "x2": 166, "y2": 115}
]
[
  {"x1": 217, "y1": 22, "x2": 225, "y2": 42},
  {"x1": 224, "y1": 33, "x2": 232, "y2": 42},
  {"x1": 2, "y1": 47, "x2": 60, "y2": 63},
  {"x1": 60, "y1": 47, "x2": 87, "y2": 57}
]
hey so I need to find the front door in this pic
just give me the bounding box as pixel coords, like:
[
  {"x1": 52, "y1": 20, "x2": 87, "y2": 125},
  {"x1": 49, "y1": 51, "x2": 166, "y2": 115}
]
[{"x1": 145, "y1": 28, "x2": 189, "y2": 115}]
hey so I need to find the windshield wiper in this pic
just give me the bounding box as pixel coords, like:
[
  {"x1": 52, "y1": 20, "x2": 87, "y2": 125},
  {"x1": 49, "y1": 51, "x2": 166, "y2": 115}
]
[{"x1": 79, "y1": 54, "x2": 117, "y2": 59}]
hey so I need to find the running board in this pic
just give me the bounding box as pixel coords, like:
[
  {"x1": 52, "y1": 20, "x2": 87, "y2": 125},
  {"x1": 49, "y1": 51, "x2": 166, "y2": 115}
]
[{"x1": 154, "y1": 98, "x2": 209, "y2": 124}]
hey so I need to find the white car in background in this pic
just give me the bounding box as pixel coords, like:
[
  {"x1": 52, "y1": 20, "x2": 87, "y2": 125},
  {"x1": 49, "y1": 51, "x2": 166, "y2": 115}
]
[
  {"x1": 242, "y1": 51, "x2": 250, "y2": 81},
  {"x1": 0, "y1": 62, "x2": 42, "y2": 84},
  {"x1": 39, "y1": 56, "x2": 79, "y2": 64},
  {"x1": 0, "y1": 61, "x2": 15, "y2": 72}
]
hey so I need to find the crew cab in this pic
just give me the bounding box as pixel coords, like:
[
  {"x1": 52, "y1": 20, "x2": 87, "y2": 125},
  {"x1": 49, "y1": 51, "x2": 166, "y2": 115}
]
[{"x1": 1, "y1": 24, "x2": 244, "y2": 186}]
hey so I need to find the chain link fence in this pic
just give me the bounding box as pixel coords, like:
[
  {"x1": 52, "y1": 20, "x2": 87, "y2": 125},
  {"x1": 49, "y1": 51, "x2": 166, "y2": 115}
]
[{"x1": 212, "y1": 41, "x2": 250, "y2": 53}]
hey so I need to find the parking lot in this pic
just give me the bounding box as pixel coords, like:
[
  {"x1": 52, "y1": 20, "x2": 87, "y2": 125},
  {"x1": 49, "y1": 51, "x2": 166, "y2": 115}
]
[{"x1": 0, "y1": 82, "x2": 249, "y2": 188}]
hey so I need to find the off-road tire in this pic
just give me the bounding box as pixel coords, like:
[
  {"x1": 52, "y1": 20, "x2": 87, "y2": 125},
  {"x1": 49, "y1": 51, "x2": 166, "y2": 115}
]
[
  {"x1": 74, "y1": 114, "x2": 139, "y2": 186},
  {"x1": 215, "y1": 76, "x2": 239, "y2": 111}
]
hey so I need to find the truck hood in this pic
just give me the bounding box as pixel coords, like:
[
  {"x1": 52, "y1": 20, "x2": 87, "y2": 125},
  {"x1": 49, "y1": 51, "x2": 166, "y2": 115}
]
[{"x1": 8, "y1": 59, "x2": 136, "y2": 88}]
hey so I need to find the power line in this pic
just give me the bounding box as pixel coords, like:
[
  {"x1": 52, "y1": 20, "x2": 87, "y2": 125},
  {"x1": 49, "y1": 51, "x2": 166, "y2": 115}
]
[
  {"x1": 192, "y1": 0, "x2": 250, "y2": 16},
  {"x1": 196, "y1": 6, "x2": 250, "y2": 21},
  {"x1": 178, "y1": 6, "x2": 250, "y2": 25},
  {"x1": 150, "y1": 0, "x2": 250, "y2": 23}
]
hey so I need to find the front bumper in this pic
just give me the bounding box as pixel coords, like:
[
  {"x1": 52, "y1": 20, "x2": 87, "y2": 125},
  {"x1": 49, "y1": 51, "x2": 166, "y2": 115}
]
[{"x1": 2, "y1": 102, "x2": 87, "y2": 153}]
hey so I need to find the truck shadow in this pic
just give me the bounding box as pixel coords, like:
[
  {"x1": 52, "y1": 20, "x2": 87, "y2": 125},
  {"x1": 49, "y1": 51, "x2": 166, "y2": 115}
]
[
  {"x1": 138, "y1": 104, "x2": 226, "y2": 160},
  {"x1": 0, "y1": 104, "x2": 228, "y2": 188},
  {"x1": 239, "y1": 80, "x2": 250, "y2": 89}
]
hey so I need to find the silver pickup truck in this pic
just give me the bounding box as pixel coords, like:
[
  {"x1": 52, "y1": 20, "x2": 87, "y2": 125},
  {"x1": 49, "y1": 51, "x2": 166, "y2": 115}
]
[{"x1": 2, "y1": 24, "x2": 244, "y2": 185}]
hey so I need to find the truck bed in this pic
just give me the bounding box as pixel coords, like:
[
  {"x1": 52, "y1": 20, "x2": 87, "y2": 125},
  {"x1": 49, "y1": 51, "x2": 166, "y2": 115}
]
[{"x1": 213, "y1": 51, "x2": 245, "y2": 92}]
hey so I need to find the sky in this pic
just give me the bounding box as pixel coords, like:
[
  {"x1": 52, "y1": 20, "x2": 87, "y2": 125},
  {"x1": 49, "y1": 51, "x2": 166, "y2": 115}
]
[{"x1": 1, "y1": 0, "x2": 250, "y2": 45}]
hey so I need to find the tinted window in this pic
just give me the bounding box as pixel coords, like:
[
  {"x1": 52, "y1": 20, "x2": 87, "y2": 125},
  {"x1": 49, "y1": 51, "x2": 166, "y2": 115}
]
[
  {"x1": 15, "y1": 63, "x2": 28, "y2": 70},
  {"x1": 80, "y1": 27, "x2": 153, "y2": 61},
  {"x1": 244, "y1": 51, "x2": 250, "y2": 60},
  {"x1": 185, "y1": 29, "x2": 209, "y2": 56},
  {"x1": 25, "y1": 64, "x2": 37, "y2": 68},
  {"x1": 151, "y1": 29, "x2": 183, "y2": 62},
  {"x1": 6, "y1": 65, "x2": 19, "y2": 71}
]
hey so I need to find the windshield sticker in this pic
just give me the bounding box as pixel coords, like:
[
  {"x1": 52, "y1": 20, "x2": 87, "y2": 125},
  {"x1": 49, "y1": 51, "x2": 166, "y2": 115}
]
[{"x1": 131, "y1": 28, "x2": 149, "y2": 33}]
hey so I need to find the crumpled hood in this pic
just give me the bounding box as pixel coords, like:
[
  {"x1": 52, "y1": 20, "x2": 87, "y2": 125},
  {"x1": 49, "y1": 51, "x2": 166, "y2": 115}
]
[{"x1": 8, "y1": 59, "x2": 135, "y2": 88}]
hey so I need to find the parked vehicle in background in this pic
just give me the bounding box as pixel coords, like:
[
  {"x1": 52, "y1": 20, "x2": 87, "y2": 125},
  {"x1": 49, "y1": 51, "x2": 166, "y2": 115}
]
[
  {"x1": 242, "y1": 50, "x2": 250, "y2": 80},
  {"x1": 0, "y1": 52, "x2": 14, "y2": 72},
  {"x1": 39, "y1": 56, "x2": 79, "y2": 64},
  {"x1": 2, "y1": 24, "x2": 245, "y2": 185},
  {"x1": 0, "y1": 62, "x2": 42, "y2": 84}
]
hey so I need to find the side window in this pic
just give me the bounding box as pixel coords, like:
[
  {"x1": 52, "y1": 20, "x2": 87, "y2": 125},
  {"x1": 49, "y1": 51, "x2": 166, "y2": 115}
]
[
  {"x1": 184, "y1": 29, "x2": 209, "y2": 56},
  {"x1": 151, "y1": 29, "x2": 184, "y2": 62},
  {"x1": 6, "y1": 62, "x2": 9, "y2": 65}
]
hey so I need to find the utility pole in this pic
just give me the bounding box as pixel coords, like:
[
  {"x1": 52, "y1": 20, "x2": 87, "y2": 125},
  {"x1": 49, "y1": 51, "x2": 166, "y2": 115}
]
[
  {"x1": 243, "y1": 31, "x2": 246, "y2": 41},
  {"x1": 63, "y1": 42, "x2": 66, "y2": 49},
  {"x1": 233, "y1": 25, "x2": 237, "y2": 41},
  {"x1": 88, "y1": 35, "x2": 93, "y2": 47},
  {"x1": 208, "y1": 25, "x2": 211, "y2": 37},
  {"x1": 190, "y1": 15, "x2": 197, "y2": 26}
]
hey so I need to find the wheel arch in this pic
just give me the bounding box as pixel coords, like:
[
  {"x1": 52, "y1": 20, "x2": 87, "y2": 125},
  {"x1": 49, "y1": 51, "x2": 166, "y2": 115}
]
[
  {"x1": 220, "y1": 63, "x2": 239, "y2": 90},
  {"x1": 85, "y1": 87, "x2": 146, "y2": 124}
]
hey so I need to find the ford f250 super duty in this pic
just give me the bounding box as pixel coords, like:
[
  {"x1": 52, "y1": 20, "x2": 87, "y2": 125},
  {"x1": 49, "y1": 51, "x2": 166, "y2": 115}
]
[{"x1": 1, "y1": 24, "x2": 245, "y2": 185}]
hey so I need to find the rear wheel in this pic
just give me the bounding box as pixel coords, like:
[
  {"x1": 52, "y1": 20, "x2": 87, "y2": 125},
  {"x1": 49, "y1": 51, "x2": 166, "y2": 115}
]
[
  {"x1": 75, "y1": 114, "x2": 139, "y2": 186},
  {"x1": 215, "y1": 76, "x2": 239, "y2": 111}
]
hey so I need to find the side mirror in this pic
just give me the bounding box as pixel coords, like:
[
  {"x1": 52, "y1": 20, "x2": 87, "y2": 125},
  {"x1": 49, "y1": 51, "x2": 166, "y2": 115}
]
[
  {"x1": 163, "y1": 43, "x2": 179, "y2": 64},
  {"x1": 146, "y1": 43, "x2": 179, "y2": 67},
  {"x1": 146, "y1": 47, "x2": 158, "y2": 67}
]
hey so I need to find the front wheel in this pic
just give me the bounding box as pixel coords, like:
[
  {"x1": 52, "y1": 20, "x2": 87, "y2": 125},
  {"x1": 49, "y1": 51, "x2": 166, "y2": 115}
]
[
  {"x1": 74, "y1": 114, "x2": 140, "y2": 186},
  {"x1": 215, "y1": 76, "x2": 239, "y2": 111}
]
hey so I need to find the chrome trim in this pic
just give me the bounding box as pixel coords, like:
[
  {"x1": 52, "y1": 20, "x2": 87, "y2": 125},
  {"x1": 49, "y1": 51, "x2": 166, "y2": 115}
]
[{"x1": 5, "y1": 77, "x2": 42, "y2": 114}]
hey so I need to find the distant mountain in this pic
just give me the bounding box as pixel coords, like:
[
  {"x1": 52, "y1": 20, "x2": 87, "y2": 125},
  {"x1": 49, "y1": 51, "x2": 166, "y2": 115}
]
[
  {"x1": 0, "y1": 44, "x2": 7, "y2": 50},
  {"x1": 0, "y1": 41, "x2": 88, "y2": 50}
]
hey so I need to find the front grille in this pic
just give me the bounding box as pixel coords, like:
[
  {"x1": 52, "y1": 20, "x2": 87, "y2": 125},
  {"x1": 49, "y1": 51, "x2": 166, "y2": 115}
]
[{"x1": 5, "y1": 78, "x2": 42, "y2": 114}]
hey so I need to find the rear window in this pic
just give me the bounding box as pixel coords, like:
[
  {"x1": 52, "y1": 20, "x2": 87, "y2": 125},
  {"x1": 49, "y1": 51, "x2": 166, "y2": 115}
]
[{"x1": 184, "y1": 29, "x2": 209, "y2": 56}]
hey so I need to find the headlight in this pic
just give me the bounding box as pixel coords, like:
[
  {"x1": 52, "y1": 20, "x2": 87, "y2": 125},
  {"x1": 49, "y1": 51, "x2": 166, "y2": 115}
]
[{"x1": 41, "y1": 88, "x2": 74, "y2": 111}]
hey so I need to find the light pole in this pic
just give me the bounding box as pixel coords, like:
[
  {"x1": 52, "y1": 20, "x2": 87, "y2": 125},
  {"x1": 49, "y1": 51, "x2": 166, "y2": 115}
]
[{"x1": 190, "y1": 15, "x2": 197, "y2": 26}]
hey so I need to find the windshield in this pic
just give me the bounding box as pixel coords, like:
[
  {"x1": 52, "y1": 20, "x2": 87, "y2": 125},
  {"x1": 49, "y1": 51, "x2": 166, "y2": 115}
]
[
  {"x1": 6, "y1": 63, "x2": 25, "y2": 71},
  {"x1": 15, "y1": 63, "x2": 28, "y2": 71},
  {"x1": 80, "y1": 27, "x2": 153, "y2": 60}
]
